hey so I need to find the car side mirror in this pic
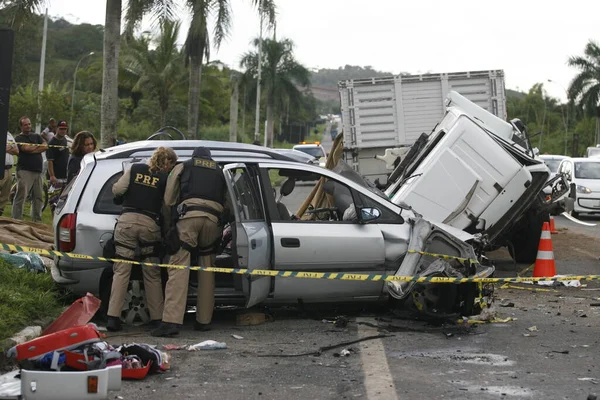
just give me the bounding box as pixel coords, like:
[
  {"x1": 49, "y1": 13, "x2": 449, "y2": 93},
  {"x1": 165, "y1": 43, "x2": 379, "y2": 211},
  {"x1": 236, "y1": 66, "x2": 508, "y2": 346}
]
[{"x1": 359, "y1": 207, "x2": 381, "y2": 222}]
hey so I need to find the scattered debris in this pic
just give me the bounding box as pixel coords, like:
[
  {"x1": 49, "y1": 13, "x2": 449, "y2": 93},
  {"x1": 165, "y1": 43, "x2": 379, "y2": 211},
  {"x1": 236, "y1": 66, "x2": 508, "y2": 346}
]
[
  {"x1": 187, "y1": 340, "x2": 228, "y2": 351},
  {"x1": 258, "y1": 334, "x2": 392, "y2": 357},
  {"x1": 162, "y1": 344, "x2": 182, "y2": 351},
  {"x1": 0, "y1": 251, "x2": 46, "y2": 273},
  {"x1": 579, "y1": 378, "x2": 599, "y2": 385},
  {"x1": 236, "y1": 312, "x2": 272, "y2": 326},
  {"x1": 333, "y1": 348, "x2": 353, "y2": 357},
  {"x1": 232, "y1": 334, "x2": 244, "y2": 340},
  {"x1": 527, "y1": 326, "x2": 538, "y2": 332},
  {"x1": 550, "y1": 350, "x2": 569, "y2": 354},
  {"x1": 499, "y1": 301, "x2": 515, "y2": 308},
  {"x1": 42, "y1": 293, "x2": 101, "y2": 335},
  {"x1": 590, "y1": 303, "x2": 600, "y2": 307}
]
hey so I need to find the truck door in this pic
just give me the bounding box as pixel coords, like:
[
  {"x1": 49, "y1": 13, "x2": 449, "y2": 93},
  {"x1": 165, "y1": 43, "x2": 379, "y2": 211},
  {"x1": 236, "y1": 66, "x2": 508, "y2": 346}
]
[{"x1": 222, "y1": 164, "x2": 272, "y2": 308}]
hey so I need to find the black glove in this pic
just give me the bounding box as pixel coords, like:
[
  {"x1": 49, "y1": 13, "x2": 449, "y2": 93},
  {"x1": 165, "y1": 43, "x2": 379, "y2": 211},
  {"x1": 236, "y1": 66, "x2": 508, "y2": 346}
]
[{"x1": 113, "y1": 195, "x2": 124, "y2": 205}]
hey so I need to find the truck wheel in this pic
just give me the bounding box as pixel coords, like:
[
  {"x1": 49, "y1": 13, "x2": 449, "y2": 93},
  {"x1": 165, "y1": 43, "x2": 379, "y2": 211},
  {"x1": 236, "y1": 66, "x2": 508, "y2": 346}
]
[{"x1": 509, "y1": 211, "x2": 549, "y2": 263}]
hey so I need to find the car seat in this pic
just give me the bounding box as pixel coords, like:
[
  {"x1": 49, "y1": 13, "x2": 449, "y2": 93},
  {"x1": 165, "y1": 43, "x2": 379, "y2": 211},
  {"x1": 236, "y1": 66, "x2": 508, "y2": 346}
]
[{"x1": 276, "y1": 178, "x2": 296, "y2": 220}]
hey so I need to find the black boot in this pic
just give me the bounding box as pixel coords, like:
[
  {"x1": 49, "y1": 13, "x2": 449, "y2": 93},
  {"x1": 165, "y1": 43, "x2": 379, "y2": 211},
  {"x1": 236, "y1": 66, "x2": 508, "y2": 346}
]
[
  {"x1": 194, "y1": 321, "x2": 211, "y2": 332},
  {"x1": 143, "y1": 320, "x2": 162, "y2": 331},
  {"x1": 151, "y1": 322, "x2": 180, "y2": 337},
  {"x1": 106, "y1": 316, "x2": 122, "y2": 332}
]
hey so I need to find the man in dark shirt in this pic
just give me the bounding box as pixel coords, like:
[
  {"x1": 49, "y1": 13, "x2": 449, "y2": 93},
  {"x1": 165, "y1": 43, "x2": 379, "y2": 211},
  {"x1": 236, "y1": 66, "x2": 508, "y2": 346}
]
[
  {"x1": 47, "y1": 120, "x2": 70, "y2": 184},
  {"x1": 12, "y1": 116, "x2": 48, "y2": 222}
]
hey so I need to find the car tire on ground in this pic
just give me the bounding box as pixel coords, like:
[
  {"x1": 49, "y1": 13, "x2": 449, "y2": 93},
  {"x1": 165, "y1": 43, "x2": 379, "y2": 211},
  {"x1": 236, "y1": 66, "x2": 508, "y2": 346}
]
[
  {"x1": 508, "y1": 210, "x2": 549, "y2": 263},
  {"x1": 571, "y1": 210, "x2": 580, "y2": 219}
]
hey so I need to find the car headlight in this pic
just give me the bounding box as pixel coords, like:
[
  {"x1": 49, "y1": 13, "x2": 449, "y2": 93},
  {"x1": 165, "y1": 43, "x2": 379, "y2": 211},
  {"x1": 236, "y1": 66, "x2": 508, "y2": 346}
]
[{"x1": 576, "y1": 185, "x2": 592, "y2": 194}]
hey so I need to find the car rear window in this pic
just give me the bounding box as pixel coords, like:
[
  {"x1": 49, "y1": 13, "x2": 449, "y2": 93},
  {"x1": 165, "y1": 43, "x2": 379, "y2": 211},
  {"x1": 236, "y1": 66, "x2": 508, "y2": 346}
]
[{"x1": 93, "y1": 172, "x2": 123, "y2": 215}]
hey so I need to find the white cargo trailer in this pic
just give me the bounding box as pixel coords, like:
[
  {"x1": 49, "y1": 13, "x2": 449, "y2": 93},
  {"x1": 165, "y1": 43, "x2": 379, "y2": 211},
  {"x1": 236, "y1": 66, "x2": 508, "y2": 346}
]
[{"x1": 339, "y1": 70, "x2": 507, "y2": 183}]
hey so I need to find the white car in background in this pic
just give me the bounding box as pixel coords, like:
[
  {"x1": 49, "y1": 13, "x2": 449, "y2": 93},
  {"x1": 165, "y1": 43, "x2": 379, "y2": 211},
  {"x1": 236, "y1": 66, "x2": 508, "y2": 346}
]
[
  {"x1": 557, "y1": 157, "x2": 600, "y2": 218},
  {"x1": 539, "y1": 154, "x2": 569, "y2": 214},
  {"x1": 293, "y1": 142, "x2": 327, "y2": 167}
]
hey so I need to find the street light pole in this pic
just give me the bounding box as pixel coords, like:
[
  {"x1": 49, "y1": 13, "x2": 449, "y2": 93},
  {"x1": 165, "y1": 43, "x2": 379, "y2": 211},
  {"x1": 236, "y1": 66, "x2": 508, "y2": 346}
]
[
  {"x1": 69, "y1": 52, "x2": 95, "y2": 133},
  {"x1": 547, "y1": 79, "x2": 569, "y2": 155}
]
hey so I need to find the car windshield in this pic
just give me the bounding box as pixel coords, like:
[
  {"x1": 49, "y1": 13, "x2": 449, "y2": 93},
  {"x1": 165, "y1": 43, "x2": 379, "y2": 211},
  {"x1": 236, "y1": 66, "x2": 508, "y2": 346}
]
[
  {"x1": 574, "y1": 162, "x2": 600, "y2": 179},
  {"x1": 543, "y1": 159, "x2": 562, "y2": 173},
  {"x1": 296, "y1": 147, "x2": 324, "y2": 158}
]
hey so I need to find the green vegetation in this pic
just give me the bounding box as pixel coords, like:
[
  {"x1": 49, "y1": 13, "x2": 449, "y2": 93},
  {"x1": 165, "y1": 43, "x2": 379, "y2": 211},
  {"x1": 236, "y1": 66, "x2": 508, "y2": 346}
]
[{"x1": 0, "y1": 259, "x2": 63, "y2": 345}]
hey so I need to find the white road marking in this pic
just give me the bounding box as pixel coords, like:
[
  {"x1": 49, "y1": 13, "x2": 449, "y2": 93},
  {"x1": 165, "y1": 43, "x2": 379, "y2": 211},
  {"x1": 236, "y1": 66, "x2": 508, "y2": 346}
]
[
  {"x1": 561, "y1": 212, "x2": 597, "y2": 226},
  {"x1": 356, "y1": 317, "x2": 398, "y2": 400}
]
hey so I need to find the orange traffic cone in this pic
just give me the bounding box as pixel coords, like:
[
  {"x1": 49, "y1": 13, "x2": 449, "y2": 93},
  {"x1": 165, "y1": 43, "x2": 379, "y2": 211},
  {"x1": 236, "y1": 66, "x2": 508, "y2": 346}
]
[
  {"x1": 549, "y1": 216, "x2": 558, "y2": 234},
  {"x1": 532, "y1": 222, "x2": 557, "y2": 278}
]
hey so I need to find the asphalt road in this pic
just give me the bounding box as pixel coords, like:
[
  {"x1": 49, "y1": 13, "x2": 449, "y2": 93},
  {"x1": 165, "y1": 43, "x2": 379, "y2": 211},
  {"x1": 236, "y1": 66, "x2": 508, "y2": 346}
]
[{"x1": 100, "y1": 216, "x2": 600, "y2": 400}]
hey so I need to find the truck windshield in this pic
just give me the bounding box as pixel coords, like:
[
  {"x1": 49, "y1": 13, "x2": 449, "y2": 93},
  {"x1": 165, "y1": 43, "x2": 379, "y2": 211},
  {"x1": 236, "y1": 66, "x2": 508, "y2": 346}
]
[{"x1": 574, "y1": 162, "x2": 600, "y2": 179}]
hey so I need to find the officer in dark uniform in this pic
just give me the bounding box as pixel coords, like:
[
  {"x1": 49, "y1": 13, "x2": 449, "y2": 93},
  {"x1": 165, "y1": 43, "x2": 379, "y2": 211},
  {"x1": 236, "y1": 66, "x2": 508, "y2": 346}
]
[
  {"x1": 152, "y1": 147, "x2": 228, "y2": 337},
  {"x1": 107, "y1": 147, "x2": 177, "y2": 332}
]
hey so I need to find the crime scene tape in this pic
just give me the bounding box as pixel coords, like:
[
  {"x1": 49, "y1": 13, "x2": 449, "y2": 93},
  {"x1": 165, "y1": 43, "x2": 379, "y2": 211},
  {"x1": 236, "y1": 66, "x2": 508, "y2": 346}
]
[
  {"x1": 1, "y1": 242, "x2": 599, "y2": 284},
  {"x1": 8, "y1": 141, "x2": 70, "y2": 149}
]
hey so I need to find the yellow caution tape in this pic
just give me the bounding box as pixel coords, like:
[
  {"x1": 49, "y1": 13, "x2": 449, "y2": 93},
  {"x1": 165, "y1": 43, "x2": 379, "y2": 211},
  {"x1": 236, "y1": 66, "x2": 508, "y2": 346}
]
[
  {"x1": 8, "y1": 141, "x2": 69, "y2": 149},
  {"x1": 0, "y1": 242, "x2": 596, "y2": 284}
]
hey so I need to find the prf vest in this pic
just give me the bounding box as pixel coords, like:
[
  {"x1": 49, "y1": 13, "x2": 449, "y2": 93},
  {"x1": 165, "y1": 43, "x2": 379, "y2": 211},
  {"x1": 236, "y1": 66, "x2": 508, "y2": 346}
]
[
  {"x1": 122, "y1": 163, "x2": 168, "y2": 216},
  {"x1": 179, "y1": 157, "x2": 226, "y2": 205}
]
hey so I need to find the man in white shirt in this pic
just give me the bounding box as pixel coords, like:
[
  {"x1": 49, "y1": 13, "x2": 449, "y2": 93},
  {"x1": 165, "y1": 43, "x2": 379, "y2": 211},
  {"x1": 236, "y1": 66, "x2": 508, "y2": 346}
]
[{"x1": 0, "y1": 132, "x2": 19, "y2": 215}]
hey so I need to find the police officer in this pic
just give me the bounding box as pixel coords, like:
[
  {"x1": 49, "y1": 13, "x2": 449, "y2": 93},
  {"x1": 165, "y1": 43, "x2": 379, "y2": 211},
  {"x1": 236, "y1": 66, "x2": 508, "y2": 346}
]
[
  {"x1": 152, "y1": 147, "x2": 227, "y2": 337},
  {"x1": 106, "y1": 147, "x2": 178, "y2": 332}
]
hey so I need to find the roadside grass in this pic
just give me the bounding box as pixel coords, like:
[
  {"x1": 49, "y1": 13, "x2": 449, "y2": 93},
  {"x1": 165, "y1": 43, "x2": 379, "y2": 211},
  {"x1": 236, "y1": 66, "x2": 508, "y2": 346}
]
[
  {"x1": 3, "y1": 201, "x2": 54, "y2": 226},
  {"x1": 0, "y1": 259, "x2": 64, "y2": 346}
]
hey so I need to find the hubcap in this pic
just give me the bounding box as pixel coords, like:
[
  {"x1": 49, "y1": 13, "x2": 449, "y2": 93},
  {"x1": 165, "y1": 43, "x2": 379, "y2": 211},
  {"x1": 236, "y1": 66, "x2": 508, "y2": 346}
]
[{"x1": 121, "y1": 280, "x2": 150, "y2": 325}]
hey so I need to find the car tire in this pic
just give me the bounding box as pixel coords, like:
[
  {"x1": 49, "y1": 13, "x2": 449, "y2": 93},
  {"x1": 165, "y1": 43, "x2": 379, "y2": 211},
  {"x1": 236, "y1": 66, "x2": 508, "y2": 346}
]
[
  {"x1": 508, "y1": 210, "x2": 549, "y2": 263},
  {"x1": 99, "y1": 267, "x2": 152, "y2": 325}
]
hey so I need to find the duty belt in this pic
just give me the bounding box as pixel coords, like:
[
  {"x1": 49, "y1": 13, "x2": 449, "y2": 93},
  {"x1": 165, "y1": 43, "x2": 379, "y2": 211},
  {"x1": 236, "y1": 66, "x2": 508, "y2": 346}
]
[{"x1": 177, "y1": 204, "x2": 221, "y2": 219}]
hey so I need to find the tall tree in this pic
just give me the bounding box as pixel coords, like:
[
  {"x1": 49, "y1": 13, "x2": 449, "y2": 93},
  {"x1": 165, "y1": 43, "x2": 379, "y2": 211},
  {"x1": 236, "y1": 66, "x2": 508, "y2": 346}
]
[
  {"x1": 240, "y1": 37, "x2": 310, "y2": 147},
  {"x1": 183, "y1": 0, "x2": 276, "y2": 139},
  {"x1": 122, "y1": 20, "x2": 183, "y2": 126},
  {"x1": 100, "y1": 0, "x2": 122, "y2": 148},
  {"x1": 568, "y1": 40, "x2": 600, "y2": 145}
]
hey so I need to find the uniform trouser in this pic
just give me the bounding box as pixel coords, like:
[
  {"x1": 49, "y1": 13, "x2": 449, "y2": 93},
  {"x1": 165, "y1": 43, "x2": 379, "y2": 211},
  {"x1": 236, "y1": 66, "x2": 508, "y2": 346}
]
[
  {"x1": 162, "y1": 216, "x2": 221, "y2": 325},
  {"x1": 0, "y1": 167, "x2": 12, "y2": 215},
  {"x1": 107, "y1": 213, "x2": 164, "y2": 321},
  {"x1": 11, "y1": 170, "x2": 43, "y2": 222}
]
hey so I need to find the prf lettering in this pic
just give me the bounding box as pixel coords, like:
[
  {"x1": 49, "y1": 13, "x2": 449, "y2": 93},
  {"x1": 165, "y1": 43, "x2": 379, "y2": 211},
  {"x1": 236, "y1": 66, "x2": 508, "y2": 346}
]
[
  {"x1": 194, "y1": 158, "x2": 216, "y2": 169},
  {"x1": 135, "y1": 173, "x2": 160, "y2": 187}
]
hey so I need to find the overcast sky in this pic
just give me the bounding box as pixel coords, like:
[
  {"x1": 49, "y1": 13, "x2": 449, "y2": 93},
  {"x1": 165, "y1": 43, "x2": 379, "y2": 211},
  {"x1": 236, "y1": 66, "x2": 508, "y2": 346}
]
[{"x1": 45, "y1": 0, "x2": 599, "y2": 102}]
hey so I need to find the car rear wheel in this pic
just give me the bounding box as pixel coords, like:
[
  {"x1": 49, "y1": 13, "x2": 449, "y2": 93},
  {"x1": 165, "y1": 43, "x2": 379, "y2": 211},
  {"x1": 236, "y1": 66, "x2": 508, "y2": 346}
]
[{"x1": 99, "y1": 269, "x2": 151, "y2": 325}]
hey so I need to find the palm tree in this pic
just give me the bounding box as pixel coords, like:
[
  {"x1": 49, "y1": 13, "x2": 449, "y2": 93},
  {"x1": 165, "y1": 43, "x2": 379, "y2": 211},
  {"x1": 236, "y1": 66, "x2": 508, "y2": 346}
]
[
  {"x1": 568, "y1": 40, "x2": 600, "y2": 145},
  {"x1": 240, "y1": 37, "x2": 310, "y2": 147},
  {"x1": 122, "y1": 20, "x2": 183, "y2": 126},
  {"x1": 183, "y1": 0, "x2": 276, "y2": 139}
]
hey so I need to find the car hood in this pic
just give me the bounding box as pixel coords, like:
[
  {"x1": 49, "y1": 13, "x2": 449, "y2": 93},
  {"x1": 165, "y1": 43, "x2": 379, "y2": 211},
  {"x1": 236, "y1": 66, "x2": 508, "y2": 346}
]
[{"x1": 429, "y1": 221, "x2": 475, "y2": 242}]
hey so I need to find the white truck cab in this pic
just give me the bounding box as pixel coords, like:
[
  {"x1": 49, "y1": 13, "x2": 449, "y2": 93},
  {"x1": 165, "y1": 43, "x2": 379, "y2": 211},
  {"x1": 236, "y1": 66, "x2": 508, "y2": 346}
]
[{"x1": 383, "y1": 91, "x2": 567, "y2": 262}]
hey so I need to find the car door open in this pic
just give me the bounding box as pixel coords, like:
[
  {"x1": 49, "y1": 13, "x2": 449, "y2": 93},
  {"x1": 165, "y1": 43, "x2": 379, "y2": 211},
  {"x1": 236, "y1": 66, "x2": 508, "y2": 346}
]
[{"x1": 222, "y1": 163, "x2": 272, "y2": 308}]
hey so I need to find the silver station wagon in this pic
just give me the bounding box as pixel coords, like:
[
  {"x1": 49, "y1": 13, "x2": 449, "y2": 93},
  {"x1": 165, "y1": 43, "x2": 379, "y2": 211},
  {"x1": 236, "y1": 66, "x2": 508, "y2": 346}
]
[{"x1": 52, "y1": 140, "x2": 494, "y2": 324}]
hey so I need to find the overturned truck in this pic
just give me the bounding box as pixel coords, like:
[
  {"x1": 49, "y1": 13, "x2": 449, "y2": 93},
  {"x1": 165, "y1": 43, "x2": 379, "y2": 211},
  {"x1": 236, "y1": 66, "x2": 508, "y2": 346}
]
[{"x1": 338, "y1": 87, "x2": 568, "y2": 263}]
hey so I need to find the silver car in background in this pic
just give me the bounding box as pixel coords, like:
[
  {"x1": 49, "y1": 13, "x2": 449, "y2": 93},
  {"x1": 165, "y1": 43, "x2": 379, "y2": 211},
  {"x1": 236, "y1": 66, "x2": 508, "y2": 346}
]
[{"x1": 52, "y1": 140, "x2": 493, "y2": 323}]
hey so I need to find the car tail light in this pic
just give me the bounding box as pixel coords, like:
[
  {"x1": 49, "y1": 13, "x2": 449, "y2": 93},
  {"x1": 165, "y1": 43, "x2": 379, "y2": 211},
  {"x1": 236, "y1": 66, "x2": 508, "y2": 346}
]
[{"x1": 58, "y1": 213, "x2": 77, "y2": 252}]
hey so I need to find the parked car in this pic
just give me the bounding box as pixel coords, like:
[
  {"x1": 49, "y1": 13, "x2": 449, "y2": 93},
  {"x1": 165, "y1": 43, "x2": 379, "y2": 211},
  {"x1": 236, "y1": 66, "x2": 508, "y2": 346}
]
[
  {"x1": 293, "y1": 142, "x2": 327, "y2": 167},
  {"x1": 556, "y1": 157, "x2": 600, "y2": 218},
  {"x1": 52, "y1": 140, "x2": 493, "y2": 324},
  {"x1": 539, "y1": 154, "x2": 569, "y2": 214}
]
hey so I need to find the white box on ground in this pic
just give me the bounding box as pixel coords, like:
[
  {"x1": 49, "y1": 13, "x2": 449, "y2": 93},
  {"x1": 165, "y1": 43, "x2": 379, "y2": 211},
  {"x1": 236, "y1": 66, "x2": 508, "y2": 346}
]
[{"x1": 20, "y1": 365, "x2": 121, "y2": 400}]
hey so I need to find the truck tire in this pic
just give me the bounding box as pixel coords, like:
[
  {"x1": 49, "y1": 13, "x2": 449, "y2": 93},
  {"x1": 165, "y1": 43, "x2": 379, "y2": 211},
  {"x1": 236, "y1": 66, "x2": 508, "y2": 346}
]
[{"x1": 508, "y1": 211, "x2": 549, "y2": 263}]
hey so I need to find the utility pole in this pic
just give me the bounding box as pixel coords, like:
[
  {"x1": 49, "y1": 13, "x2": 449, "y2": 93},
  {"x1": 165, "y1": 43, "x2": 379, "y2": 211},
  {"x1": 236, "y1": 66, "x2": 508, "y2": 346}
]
[
  {"x1": 35, "y1": 9, "x2": 48, "y2": 133},
  {"x1": 253, "y1": 12, "x2": 263, "y2": 142},
  {"x1": 70, "y1": 52, "x2": 95, "y2": 132}
]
